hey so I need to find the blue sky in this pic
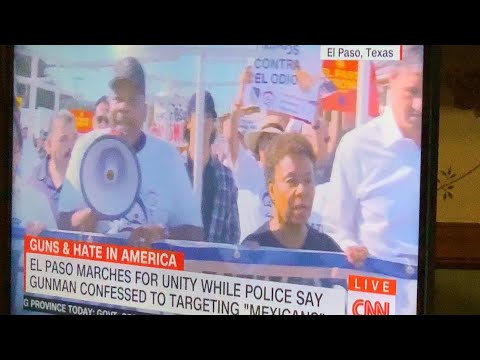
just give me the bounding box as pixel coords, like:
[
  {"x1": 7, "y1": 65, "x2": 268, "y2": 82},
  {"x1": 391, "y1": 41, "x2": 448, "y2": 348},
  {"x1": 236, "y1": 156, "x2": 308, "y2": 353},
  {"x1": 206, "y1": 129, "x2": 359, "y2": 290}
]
[{"x1": 25, "y1": 45, "x2": 258, "y2": 115}]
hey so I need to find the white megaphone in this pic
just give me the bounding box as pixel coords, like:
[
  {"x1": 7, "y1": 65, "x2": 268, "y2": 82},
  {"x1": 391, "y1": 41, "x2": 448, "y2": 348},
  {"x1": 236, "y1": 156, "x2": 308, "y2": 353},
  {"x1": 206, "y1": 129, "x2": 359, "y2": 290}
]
[{"x1": 80, "y1": 135, "x2": 141, "y2": 221}]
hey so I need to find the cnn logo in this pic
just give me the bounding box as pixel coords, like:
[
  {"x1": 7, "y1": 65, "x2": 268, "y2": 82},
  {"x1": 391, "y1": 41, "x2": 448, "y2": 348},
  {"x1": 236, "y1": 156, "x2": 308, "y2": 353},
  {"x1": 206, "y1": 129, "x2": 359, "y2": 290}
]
[{"x1": 351, "y1": 299, "x2": 390, "y2": 315}]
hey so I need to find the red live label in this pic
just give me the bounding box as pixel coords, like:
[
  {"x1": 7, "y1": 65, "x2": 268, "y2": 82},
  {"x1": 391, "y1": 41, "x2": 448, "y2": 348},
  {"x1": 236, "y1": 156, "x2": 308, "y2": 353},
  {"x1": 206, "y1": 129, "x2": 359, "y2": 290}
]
[{"x1": 348, "y1": 275, "x2": 396, "y2": 296}]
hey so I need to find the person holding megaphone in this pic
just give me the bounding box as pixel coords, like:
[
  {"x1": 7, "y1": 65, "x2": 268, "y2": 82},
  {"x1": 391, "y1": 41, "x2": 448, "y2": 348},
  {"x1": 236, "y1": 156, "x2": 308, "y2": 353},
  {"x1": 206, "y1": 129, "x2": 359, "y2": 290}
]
[{"x1": 57, "y1": 56, "x2": 204, "y2": 247}]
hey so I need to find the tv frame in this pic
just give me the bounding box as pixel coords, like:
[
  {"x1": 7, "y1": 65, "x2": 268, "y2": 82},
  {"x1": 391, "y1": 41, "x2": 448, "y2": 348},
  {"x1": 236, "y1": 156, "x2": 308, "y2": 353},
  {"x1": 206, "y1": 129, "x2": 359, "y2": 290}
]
[
  {"x1": 0, "y1": 44, "x2": 14, "y2": 315},
  {"x1": 417, "y1": 44, "x2": 440, "y2": 315},
  {"x1": 0, "y1": 44, "x2": 441, "y2": 315}
]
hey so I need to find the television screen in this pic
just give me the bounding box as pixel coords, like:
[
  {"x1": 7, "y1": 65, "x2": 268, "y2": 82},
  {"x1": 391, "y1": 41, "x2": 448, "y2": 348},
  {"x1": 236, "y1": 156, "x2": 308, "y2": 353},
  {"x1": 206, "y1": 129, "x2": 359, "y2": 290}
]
[{"x1": 10, "y1": 45, "x2": 438, "y2": 315}]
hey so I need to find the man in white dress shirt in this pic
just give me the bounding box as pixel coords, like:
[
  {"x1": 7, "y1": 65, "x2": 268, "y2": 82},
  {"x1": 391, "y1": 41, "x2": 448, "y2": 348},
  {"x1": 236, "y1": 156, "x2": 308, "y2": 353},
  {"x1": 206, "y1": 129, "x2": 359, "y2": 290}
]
[
  {"x1": 323, "y1": 46, "x2": 424, "y2": 314},
  {"x1": 324, "y1": 45, "x2": 424, "y2": 263}
]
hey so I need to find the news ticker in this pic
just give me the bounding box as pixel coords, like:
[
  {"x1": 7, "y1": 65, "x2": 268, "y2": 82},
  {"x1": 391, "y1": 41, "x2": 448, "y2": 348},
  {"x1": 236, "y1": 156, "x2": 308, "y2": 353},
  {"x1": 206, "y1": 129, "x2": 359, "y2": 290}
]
[{"x1": 23, "y1": 294, "x2": 146, "y2": 315}]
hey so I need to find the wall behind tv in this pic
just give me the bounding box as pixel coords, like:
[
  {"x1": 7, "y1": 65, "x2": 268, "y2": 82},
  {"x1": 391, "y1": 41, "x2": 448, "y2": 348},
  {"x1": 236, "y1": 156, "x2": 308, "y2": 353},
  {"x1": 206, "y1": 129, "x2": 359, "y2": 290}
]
[
  {"x1": 434, "y1": 46, "x2": 480, "y2": 271},
  {"x1": 434, "y1": 45, "x2": 480, "y2": 314},
  {"x1": 437, "y1": 45, "x2": 480, "y2": 223}
]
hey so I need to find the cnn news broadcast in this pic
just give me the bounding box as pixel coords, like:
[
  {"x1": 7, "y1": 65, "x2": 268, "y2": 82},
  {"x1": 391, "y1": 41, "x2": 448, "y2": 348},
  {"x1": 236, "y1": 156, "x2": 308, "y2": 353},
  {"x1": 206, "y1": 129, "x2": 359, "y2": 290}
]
[{"x1": 11, "y1": 45, "x2": 422, "y2": 315}]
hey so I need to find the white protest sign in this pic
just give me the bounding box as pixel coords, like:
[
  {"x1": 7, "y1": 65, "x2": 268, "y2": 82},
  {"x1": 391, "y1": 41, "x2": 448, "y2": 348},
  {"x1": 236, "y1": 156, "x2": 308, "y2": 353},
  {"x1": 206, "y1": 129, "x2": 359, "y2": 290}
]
[
  {"x1": 151, "y1": 92, "x2": 188, "y2": 147},
  {"x1": 243, "y1": 45, "x2": 321, "y2": 123}
]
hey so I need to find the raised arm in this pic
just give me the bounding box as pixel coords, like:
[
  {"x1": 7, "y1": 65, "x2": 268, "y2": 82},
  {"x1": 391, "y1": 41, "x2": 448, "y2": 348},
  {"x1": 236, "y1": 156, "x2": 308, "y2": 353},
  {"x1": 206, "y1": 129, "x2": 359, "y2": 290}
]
[{"x1": 223, "y1": 66, "x2": 254, "y2": 165}]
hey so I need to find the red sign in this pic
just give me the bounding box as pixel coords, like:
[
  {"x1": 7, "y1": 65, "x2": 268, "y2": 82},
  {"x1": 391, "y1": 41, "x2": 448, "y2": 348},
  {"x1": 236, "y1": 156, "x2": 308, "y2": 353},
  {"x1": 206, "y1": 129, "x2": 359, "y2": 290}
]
[
  {"x1": 70, "y1": 109, "x2": 93, "y2": 133},
  {"x1": 348, "y1": 275, "x2": 396, "y2": 296},
  {"x1": 322, "y1": 60, "x2": 359, "y2": 91},
  {"x1": 320, "y1": 60, "x2": 380, "y2": 117},
  {"x1": 24, "y1": 235, "x2": 184, "y2": 271},
  {"x1": 347, "y1": 275, "x2": 396, "y2": 315}
]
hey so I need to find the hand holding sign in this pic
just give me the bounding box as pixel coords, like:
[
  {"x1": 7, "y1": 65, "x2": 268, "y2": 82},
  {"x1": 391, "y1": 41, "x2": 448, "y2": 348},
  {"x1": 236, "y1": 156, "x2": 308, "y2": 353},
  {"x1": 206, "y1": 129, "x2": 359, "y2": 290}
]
[
  {"x1": 295, "y1": 65, "x2": 315, "y2": 93},
  {"x1": 25, "y1": 221, "x2": 46, "y2": 236},
  {"x1": 235, "y1": 66, "x2": 254, "y2": 109},
  {"x1": 71, "y1": 208, "x2": 97, "y2": 233},
  {"x1": 345, "y1": 246, "x2": 369, "y2": 266},
  {"x1": 240, "y1": 66, "x2": 254, "y2": 87}
]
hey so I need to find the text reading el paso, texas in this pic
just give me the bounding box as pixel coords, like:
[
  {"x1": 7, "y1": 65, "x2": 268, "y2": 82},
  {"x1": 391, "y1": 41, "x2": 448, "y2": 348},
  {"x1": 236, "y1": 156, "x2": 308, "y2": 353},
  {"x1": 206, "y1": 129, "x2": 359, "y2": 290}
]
[{"x1": 321, "y1": 46, "x2": 402, "y2": 61}]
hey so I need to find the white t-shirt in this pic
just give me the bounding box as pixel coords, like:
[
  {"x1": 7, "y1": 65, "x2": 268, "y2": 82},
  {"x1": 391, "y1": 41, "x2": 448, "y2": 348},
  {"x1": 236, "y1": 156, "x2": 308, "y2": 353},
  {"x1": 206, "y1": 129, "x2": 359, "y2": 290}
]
[
  {"x1": 223, "y1": 144, "x2": 265, "y2": 194},
  {"x1": 309, "y1": 183, "x2": 330, "y2": 233},
  {"x1": 12, "y1": 176, "x2": 57, "y2": 230},
  {"x1": 17, "y1": 137, "x2": 41, "y2": 180},
  {"x1": 223, "y1": 145, "x2": 272, "y2": 241},
  {"x1": 236, "y1": 188, "x2": 264, "y2": 243},
  {"x1": 58, "y1": 129, "x2": 202, "y2": 235},
  {"x1": 11, "y1": 176, "x2": 57, "y2": 315}
]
